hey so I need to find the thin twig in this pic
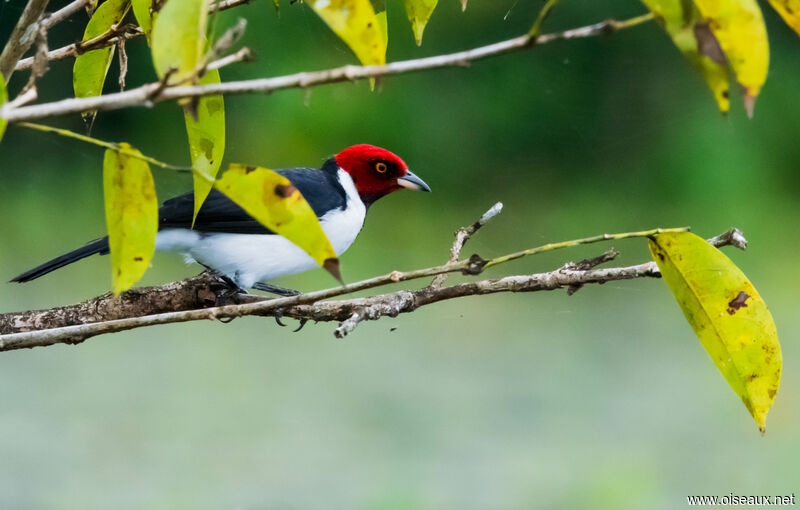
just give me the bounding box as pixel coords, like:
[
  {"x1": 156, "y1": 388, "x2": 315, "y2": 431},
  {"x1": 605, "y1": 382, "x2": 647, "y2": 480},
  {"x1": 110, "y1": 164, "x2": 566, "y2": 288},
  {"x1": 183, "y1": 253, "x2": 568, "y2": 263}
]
[
  {"x1": 430, "y1": 202, "x2": 503, "y2": 288},
  {"x1": 206, "y1": 47, "x2": 252, "y2": 71},
  {"x1": 17, "y1": 122, "x2": 191, "y2": 170},
  {"x1": 2, "y1": 12, "x2": 656, "y2": 123},
  {"x1": 0, "y1": 0, "x2": 50, "y2": 80},
  {"x1": 14, "y1": 0, "x2": 254, "y2": 71}
]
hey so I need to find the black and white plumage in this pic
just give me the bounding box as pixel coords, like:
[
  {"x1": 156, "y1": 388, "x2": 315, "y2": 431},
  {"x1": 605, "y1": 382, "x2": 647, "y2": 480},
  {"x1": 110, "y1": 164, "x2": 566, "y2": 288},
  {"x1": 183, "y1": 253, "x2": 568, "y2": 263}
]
[{"x1": 12, "y1": 145, "x2": 431, "y2": 289}]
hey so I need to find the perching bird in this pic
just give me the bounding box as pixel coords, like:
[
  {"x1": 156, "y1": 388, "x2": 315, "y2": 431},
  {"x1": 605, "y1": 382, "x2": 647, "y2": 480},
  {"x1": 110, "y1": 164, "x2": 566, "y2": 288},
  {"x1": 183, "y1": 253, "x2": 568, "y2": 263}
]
[{"x1": 11, "y1": 145, "x2": 430, "y2": 294}]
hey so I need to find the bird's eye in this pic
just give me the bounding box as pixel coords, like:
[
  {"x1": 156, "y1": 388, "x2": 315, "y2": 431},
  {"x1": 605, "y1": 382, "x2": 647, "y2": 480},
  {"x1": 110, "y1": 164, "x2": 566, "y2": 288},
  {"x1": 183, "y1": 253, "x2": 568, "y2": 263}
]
[{"x1": 375, "y1": 162, "x2": 388, "y2": 174}]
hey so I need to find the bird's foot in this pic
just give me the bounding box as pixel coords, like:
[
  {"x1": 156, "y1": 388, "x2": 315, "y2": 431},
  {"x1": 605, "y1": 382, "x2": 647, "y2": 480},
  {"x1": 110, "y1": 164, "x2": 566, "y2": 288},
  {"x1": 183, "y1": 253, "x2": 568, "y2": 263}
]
[
  {"x1": 273, "y1": 308, "x2": 308, "y2": 332},
  {"x1": 252, "y1": 282, "x2": 301, "y2": 297},
  {"x1": 203, "y1": 269, "x2": 250, "y2": 306}
]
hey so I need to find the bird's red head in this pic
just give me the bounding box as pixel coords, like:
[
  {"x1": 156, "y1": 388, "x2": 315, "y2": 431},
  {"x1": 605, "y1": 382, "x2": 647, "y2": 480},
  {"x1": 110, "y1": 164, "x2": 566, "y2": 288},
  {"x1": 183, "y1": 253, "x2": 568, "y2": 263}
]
[{"x1": 335, "y1": 144, "x2": 431, "y2": 205}]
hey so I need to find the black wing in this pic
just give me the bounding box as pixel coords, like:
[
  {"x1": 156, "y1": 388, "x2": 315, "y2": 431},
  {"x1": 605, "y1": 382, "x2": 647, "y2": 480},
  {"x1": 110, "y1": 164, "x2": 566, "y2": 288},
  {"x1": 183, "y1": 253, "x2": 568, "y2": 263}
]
[{"x1": 158, "y1": 163, "x2": 347, "y2": 234}]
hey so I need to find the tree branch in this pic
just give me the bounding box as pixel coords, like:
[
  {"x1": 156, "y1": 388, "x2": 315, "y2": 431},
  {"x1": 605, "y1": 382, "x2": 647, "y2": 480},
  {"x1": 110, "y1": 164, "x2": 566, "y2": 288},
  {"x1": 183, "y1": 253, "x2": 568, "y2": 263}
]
[
  {"x1": 0, "y1": 222, "x2": 746, "y2": 352},
  {"x1": 1, "y1": 12, "x2": 655, "y2": 123},
  {"x1": 14, "y1": 0, "x2": 254, "y2": 72},
  {"x1": 0, "y1": 0, "x2": 50, "y2": 80}
]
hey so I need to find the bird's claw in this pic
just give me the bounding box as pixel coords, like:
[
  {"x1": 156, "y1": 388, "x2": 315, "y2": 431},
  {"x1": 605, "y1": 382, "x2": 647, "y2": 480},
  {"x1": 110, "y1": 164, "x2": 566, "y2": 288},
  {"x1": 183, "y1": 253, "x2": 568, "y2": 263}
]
[
  {"x1": 293, "y1": 319, "x2": 308, "y2": 333},
  {"x1": 274, "y1": 308, "x2": 288, "y2": 327}
]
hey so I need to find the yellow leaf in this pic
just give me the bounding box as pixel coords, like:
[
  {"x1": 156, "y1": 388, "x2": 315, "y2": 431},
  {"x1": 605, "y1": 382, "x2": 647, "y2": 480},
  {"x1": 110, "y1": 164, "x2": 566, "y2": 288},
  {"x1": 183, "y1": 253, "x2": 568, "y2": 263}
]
[
  {"x1": 103, "y1": 145, "x2": 158, "y2": 294},
  {"x1": 641, "y1": 0, "x2": 730, "y2": 112},
  {"x1": 73, "y1": 0, "x2": 131, "y2": 125},
  {"x1": 184, "y1": 69, "x2": 225, "y2": 225},
  {"x1": 403, "y1": 0, "x2": 439, "y2": 45},
  {"x1": 650, "y1": 232, "x2": 781, "y2": 433},
  {"x1": 214, "y1": 164, "x2": 341, "y2": 282},
  {"x1": 766, "y1": 0, "x2": 800, "y2": 38},
  {"x1": 693, "y1": 0, "x2": 769, "y2": 116},
  {"x1": 306, "y1": 0, "x2": 386, "y2": 67},
  {"x1": 0, "y1": 72, "x2": 7, "y2": 143},
  {"x1": 131, "y1": 0, "x2": 156, "y2": 43},
  {"x1": 151, "y1": 0, "x2": 212, "y2": 80},
  {"x1": 371, "y1": 0, "x2": 388, "y2": 47}
]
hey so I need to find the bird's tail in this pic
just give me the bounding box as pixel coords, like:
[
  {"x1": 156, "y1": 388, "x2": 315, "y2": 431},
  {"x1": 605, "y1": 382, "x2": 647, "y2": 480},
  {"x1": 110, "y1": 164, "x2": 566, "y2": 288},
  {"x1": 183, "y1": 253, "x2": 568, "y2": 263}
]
[{"x1": 11, "y1": 238, "x2": 109, "y2": 283}]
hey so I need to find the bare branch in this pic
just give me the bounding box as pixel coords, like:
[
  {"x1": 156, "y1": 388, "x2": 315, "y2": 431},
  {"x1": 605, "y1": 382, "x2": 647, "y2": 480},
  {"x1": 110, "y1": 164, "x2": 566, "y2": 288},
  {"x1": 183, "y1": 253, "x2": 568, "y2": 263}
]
[
  {"x1": 20, "y1": 16, "x2": 51, "y2": 95},
  {"x1": 0, "y1": 0, "x2": 50, "y2": 80},
  {"x1": 206, "y1": 47, "x2": 252, "y2": 71},
  {"x1": 430, "y1": 202, "x2": 503, "y2": 288},
  {"x1": 0, "y1": 259, "x2": 662, "y2": 350},
  {"x1": 14, "y1": 0, "x2": 254, "y2": 72},
  {"x1": 15, "y1": 25, "x2": 143, "y2": 71},
  {"x1": 0, "y1": 225, "x2": 741, "y2": 351},
  {"x1": 707, "y1": 228, "x2": 748, "y2": 250},
  {"x1": 2, "y1": 13, "x2": 656, "y2": 123},
  {"x1": 46, "y1": 0, "x2": 92, "y2": 29}
]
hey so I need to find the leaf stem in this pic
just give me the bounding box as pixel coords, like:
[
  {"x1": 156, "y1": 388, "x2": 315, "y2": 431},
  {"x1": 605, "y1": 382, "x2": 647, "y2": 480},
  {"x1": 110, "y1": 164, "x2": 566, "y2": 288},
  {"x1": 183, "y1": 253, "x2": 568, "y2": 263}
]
[
  {"x1": 484, "y1": 227, "x2": 690, "y2": 269},
  {"x1": 18, "y1": 121, "x2": 190, "y2": 170},
  {"x1": 530, "y1": 0, "x2": 562, "y2": 37}
]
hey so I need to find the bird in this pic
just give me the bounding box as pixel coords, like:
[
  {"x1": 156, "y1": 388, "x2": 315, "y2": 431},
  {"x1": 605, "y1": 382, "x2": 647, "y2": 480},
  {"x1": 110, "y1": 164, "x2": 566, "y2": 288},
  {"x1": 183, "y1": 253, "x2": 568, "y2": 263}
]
[{"x1": 11, "y1": 144, "x2": 431, "y2": 295}]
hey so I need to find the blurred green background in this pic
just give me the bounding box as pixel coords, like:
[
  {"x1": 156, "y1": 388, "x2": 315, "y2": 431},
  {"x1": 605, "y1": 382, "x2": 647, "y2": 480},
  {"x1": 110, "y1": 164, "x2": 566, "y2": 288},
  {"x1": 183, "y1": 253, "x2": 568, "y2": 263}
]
[{"x1": 1, "y1": 0, "x2": 799, "y2": 508}]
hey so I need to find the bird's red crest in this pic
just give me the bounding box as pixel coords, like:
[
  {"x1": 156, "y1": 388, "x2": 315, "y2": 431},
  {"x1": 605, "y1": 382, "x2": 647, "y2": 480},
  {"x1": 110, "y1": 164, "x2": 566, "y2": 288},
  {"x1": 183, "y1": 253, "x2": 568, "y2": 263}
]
[{"x1": 335, "y1": 145, "x2": 410, "y2": 202}]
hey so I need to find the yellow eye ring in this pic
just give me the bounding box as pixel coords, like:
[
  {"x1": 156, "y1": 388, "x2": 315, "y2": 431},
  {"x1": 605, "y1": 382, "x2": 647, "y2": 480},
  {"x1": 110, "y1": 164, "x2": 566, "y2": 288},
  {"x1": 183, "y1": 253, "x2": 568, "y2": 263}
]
[{"x1": 375, "y1": 162, "x2": 388, "y2": 173}]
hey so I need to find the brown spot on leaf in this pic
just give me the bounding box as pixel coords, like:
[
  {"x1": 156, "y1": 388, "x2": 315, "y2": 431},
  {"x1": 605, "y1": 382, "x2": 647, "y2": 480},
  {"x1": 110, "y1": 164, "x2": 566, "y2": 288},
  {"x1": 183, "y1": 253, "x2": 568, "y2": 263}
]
[
  {"x1": 726, "y1": 290, "x2": 751, "y2": 315},
  {"x1": 324, "y1": 258, "x2": 343, "y2": 285},
  {"x1": 245, "y1": 166, "x2": 257, "y2": 174},
  {"x1": 694, "y1": 22, "x2": 727, "y2": 65},
  {"x1": 133, "y1": 257, "x2": 143, "y2": 262},
  {"x1": 768, "y1": 388, "x2": 777, "y2": 398},
  {"x1": 274, "y1": 183, "x2": 297, "y2": 198}
]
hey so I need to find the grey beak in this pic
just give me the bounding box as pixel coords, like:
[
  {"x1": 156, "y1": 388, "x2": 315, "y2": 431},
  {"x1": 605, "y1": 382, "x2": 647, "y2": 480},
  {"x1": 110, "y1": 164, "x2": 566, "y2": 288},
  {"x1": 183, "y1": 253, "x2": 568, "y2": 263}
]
[{"x1": 396, "y1": 170, "x2": 431, "y2": 192}]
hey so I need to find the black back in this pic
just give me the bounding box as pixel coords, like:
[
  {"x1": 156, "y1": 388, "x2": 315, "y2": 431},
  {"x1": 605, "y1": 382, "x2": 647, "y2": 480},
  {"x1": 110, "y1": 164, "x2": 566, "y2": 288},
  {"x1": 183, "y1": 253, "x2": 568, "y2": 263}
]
[{"x1": 159, "y1": 159, "x2": 348, "y2": 235}]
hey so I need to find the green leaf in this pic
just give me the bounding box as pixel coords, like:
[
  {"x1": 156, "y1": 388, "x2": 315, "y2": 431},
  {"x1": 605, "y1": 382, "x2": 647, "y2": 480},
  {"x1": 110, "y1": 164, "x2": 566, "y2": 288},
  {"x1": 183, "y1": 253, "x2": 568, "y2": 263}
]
[
  {"x1": 0, "y1": 72, "x2": 7, "y2": 143},
  {"x1": 214, "y1": 164, "x2": 342, "y2": 282},
  {"x1": 692, "y1": 0, "x2": 769, "y2": 117},
  {"x1": 131, "y1": 0, "x2": 156, "y2": 43},
  {"x1": 151, "y1": 0, "x2": 212, "y2": 80},
  {"x1": 103, "y1": 144, "x2": 159, "y2": 295},
  {"x1": 184, "y1": 69, "x2": 225, "y2": 225},
  {"x1": 305, "y1": 0, "x2": 386, "y2": 67},
  {"x1": 640, "y1": 0, "x2": 729, "y2": 112},
  {"x1": 73, "y1": 0, "x2": 131, "y2": 125},
  {"x1": 649, "y1": 232, "x2": 781, "y2": 433},
  {"x1": 403, "y1": 0, "x2": 438, "y2": 45}
]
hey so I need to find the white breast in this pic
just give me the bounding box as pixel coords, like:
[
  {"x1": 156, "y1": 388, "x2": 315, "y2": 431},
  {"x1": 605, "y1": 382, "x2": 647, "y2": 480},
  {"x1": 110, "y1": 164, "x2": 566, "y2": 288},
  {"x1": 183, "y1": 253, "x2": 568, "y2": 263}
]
[{"x1": 155, "y1": 169, "x2": 366, "y2": 288}]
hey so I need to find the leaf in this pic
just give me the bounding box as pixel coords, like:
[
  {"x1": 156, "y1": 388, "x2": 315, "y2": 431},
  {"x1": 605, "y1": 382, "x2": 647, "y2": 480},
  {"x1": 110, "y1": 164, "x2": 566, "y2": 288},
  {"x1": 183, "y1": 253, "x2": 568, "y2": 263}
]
[
  {"x1": 765, "y1": 0, "x2": 800, "y2": 38},
  {"x1": 305, "y1": 0, "x2": 386, "y2": 67},
  {"x1": 214, "y1": 164, "x2": 341, "y2": 282},
  {"x1": 151, "y1": 0, "x2": 212, "y2": 80},
  {"x1": 0, "y1": 72, "x2": 7, "y2": 143},
  {"x1": 403, "y1": 0, "x2": 438, "y2": 45},
  {"x1": 103, "y1": 145, "x2": 159, "y2": 295},
  {"x1": 649, "y1": 232, "x2": 781, "y2": 433},
  {"x1": 692, "y1": 0, "x2": 769, "y2": 117},
  {"x1": 73, "y1": 0, "x2": 131, "y2": 126},
  {"x1": 371, "y1": 0, "x2": 388, "y2": 47},
  {"x1": 131, "y1": 0, "x2": 156, "y2": 43},
  {"x1": 184, "y1": 69, "x2": 225, "y2": 225},
  {"x1": 641, "y1": 0, "x2": 730, "y2": 112}
]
